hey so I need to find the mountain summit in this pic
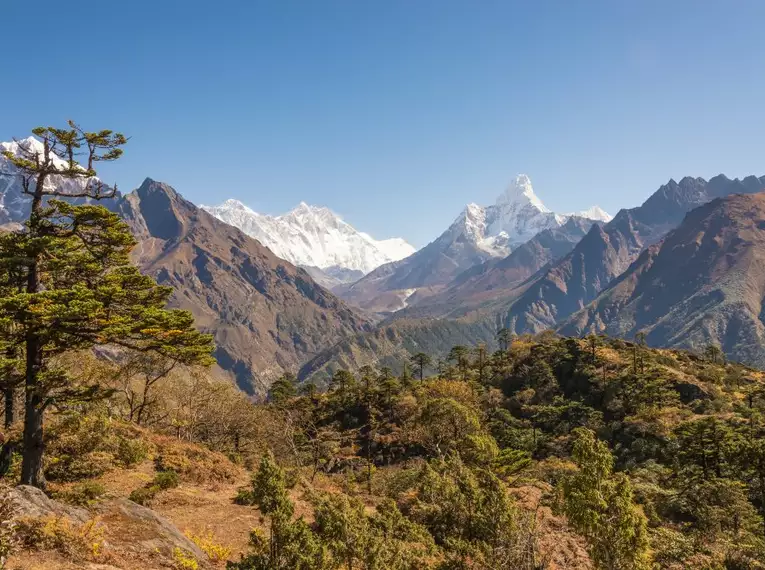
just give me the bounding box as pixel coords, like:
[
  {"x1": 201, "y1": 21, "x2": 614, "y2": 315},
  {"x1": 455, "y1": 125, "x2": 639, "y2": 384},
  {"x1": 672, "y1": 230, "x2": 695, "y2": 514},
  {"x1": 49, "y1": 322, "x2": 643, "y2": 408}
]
[
  {"x1": 495, "y1": 174, "x2": 550, "y2": 211},
  {"x1": 461, "y1": 174, "x2": 611, "y2": 256},
  {"x1": 201, "y1": 199, "x2": 415, "y2": 277},
  {"x1": 337, "y1": 174, "x2": 610, "y2": 313}
]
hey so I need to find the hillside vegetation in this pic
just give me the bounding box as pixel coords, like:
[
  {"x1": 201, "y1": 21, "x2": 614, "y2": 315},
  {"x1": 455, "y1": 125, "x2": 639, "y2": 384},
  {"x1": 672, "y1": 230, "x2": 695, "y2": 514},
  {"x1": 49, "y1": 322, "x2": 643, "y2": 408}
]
[{"x1": 3, "y1": 333, "x2": 765, "y2": 569}]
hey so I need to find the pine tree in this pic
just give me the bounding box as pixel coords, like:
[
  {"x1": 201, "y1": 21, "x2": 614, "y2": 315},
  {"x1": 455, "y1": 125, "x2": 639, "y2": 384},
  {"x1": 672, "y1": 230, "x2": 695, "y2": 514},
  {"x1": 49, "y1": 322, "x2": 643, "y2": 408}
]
[
  {"x1": 496, "y1": 328, "x2": 513, "y2": 353},
  {"x1": 313, "y1": 493, "x2": 431, "y2": 570},
  {"x1": 448, "y1": 345, "x2": 470, "y2": 381},
  {"x1": 268, "y1": 373, "x2": 298, "y2": 406},
  {"x1": 473, "y1": 344, "x2": 489, "y2": 385},
  {"x1": 560, "y1": 428, "x2": 651, "y2": 570},
  {"x1": 230, "y1": 453, "x2": 326, "y2": 569},
  {"x1": 410, "y1": 352, "x2": 432, "y2": 382},
  {"x1": 0, "y1": 124, "x2": 214, "y2": 488}
]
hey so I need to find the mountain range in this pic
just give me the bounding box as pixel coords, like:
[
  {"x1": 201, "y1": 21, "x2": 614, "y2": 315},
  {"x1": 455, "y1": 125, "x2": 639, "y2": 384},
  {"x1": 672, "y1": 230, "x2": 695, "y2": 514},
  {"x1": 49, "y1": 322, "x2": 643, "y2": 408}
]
[
  {"x1": 0, "y1": 139, "x2": 371, "y2": 392},
  {"x1": 301, "y1": 174, "x2": 765, "y2": 382},
  {"x1": 559, "y1": 190, "x2": 765, "y2": 367},
  {"x1": 200, "y1": 198, "x2": 415, "y2": 287},
  {"x1": 3, "y1": 135, "x2": 765, "y2": 388},
  {"x1": 334, "y1": 175, "x2": 610, "y2": 314}
]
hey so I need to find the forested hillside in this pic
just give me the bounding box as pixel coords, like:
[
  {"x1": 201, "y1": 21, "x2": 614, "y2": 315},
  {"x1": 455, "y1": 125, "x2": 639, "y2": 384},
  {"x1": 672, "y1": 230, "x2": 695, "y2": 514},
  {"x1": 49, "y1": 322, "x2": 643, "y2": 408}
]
[{"x1": 4, "y1": 332, "x2": 765, "y2": 569}]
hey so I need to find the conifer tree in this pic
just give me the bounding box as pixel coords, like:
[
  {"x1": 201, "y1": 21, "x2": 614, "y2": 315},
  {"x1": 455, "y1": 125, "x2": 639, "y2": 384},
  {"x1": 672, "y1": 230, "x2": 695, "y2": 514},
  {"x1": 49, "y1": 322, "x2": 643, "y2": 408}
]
[
  {"x1": 268, "y1": 373, "x2": 298, "y2": 406},
  {"x1": 448, "y1": 345, "x2": 470, "y2": 381},
  {"x1": 230, "y1": 453, "x2": 326, "y2": 569},
  {"x1": 410, "y1": 352, "x2": 432, "y2": 382},
  {"x1": 496, "y1": 328, "x2": 513, "y2": 353},
  {"x1": 0, "y1": 124, "x2": 214, "y2": 488},
  {"x1": 560, "y1": 428, "x2": 651, "y2": 570}
]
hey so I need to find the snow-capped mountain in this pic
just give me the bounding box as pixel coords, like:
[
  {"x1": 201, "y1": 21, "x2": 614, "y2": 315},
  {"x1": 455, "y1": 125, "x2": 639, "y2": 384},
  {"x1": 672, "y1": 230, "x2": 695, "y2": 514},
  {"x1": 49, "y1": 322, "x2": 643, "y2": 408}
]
[
  {"x1": 0, "y1": 137, "x2": 119, "y2": 223},
  {"x1": 451, "y1": 174, "x2": 610, "y2": 257},
  {"x1": 201, "y1": 199, "x2": 416, "y2": 275},
  {"x1": 336, "y1": 174, "x2": 610, "y2": 313}
]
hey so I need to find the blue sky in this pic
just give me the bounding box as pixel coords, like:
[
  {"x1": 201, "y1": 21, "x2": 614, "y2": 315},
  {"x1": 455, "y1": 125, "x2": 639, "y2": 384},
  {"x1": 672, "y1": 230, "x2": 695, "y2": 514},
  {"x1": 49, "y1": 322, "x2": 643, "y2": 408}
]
[{"x1": 2, "y1": 0, "x2": 764, "y2": 247}]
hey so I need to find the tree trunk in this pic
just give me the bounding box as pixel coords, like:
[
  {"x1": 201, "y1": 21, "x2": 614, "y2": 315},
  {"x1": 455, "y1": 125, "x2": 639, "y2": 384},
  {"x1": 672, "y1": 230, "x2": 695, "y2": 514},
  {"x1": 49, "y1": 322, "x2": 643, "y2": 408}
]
[
  {"x1": 20, "y1": 186, "x2": 45, "y2": 489},
  {"x1": 20, "y1": 357, "x2": 45, "y2": 488},
  {"x1": 3, "y1": 386, "x2": 15, "y2": 429},
  {"x1": 0, "y1": 440, "x2": 16, "y2": 477}
]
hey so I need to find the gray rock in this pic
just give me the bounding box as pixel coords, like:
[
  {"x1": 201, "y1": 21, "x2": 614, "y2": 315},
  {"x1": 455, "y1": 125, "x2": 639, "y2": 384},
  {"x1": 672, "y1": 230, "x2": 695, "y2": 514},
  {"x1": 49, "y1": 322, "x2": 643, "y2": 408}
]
[
  {"x1": 108, "y1": 498, "x2": 206, "y2": 562},
  {"x1": 9, "y1": 485, "x2": 90, "y2": 523}
]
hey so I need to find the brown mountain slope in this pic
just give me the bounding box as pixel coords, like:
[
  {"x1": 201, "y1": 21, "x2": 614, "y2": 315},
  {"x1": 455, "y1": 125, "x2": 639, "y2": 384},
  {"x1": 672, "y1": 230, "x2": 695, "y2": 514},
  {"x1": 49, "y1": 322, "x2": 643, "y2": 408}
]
[
  {"x1": 501, "y1": 175, "x2": 765, "y2": 334},
  {"x1": 559, "y1": 192, "x2": 765, "y2": 366},
  {"x1": 118, "y1": 178, "x2": 371, "y2": 393},
  {"x1": 298, "y1": 316, "x2": 500, "y2": 383}
]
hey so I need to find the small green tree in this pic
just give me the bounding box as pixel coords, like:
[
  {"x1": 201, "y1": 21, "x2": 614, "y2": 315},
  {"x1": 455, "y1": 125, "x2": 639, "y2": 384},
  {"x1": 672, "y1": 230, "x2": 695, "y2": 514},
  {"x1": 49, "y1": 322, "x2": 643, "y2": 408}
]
[
  {"x1": 560, "y1": 428, "x2": 651, "y2": 570},
  {"x1": 269, "y1": 373, "x2": 298, "y2": 406},
  {"x1": 417, "y1": 397, "x2": 481, "y2": 458},
  {"x1": 496, "y1": 328, "x2": 513, "y2": 353},
  {"x1": 675, "y1": 417, "x2": 739, "y2": 481},
  {"x1": 230, "y1": 453, "x2": 326, "y2": 570},
  {"x1": 408, "y1": 455, "x2": 540, "y2": 569},
  {"x1": 448, "y1": 346, "x2": 470, "y2": 381},
  {"x1": 473, "y1": 344, "x2": 489, "y2": 385},
  {"x1": 704, "y1": 343, "x2": 724, "y2": 365},
  {"x1": 410, "y1": 352, "x2": 432, "y2": 382},
  {"x1": 329, "y1": 370, "x2": 357, "y2": 401},
  {"x1": 313, "y1": 493, "x2": 431, "y2": 570}
]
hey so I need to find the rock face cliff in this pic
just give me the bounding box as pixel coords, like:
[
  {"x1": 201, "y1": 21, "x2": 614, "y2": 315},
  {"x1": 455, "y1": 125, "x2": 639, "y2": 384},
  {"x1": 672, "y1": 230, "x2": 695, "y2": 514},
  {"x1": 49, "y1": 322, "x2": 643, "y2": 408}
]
[
  {"x1": 560, "y1": 191, "x2": 765, "y2": 367},
  {"x1": 502, "y1": 175, "x2": 765, "y2": 334}
]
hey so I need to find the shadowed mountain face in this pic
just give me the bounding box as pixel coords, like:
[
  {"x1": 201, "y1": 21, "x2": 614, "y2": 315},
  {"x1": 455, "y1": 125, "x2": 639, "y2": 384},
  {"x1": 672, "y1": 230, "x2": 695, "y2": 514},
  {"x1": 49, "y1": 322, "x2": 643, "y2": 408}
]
[
  {"x1": 117, "y1": 179, "x2": 372, "y2": 393},
  {"x1": 500, "y1": 175, "x2": 765, "y2": 334},
  {"x1": 559, "y1": 192, "x2": 765, "y2": 367}
]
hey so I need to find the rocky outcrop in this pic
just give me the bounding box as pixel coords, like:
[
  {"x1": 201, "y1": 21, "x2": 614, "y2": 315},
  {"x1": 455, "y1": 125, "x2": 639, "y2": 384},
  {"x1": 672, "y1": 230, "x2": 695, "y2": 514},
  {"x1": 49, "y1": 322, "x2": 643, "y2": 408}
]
[
  {"x1": 9, "y1": 485, "x2": 89, "y2": 524},
  {"x1": 98, "y1": 498, "x2": 206, "y2": 561}
]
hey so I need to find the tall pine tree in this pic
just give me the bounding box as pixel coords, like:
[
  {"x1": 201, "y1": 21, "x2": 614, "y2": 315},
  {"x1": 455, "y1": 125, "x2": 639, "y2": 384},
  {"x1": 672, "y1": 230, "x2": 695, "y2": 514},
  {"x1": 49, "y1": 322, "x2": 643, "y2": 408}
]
[{"x1": 0, "y1": 123, "x2": 214, "y2": 488}]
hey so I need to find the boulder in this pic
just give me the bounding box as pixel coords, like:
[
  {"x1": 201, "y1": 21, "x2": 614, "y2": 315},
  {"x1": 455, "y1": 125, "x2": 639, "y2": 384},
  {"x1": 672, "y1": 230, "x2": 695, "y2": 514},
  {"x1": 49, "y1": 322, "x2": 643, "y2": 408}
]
[
  {"x1": 97, "y1": 498, "x2": 206, "y2": 562},
  {"x1": 8, "y1": 485, "x2": 90, "y2": 523}
]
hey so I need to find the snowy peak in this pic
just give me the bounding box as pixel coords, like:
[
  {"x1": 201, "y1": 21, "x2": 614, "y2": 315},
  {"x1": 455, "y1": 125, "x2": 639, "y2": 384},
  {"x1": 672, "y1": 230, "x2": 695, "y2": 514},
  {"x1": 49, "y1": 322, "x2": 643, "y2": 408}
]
[
  {"x1": 0, "y1": 136, "x2": 115, "y2": 224},
  {"x1": 219, "y1": 198, "x2": 252, "y2": 211},
  {"x1": 495, "y1": 174, "x2": 550, "y2": 213},
  {"x1": 201, "y1": 199, "x2": 416, "y2": 275},
  {"x1": 566, "y1": 205, "x2": 613, "y2": 223},
  {"x1": 448, "y1": 174, "x2": 611, "y2": 257}
]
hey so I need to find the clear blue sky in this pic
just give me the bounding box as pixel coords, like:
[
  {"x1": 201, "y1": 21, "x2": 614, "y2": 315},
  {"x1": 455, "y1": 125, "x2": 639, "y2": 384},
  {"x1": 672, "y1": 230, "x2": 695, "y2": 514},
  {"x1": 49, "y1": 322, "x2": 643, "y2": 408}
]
[{"x1": 2, "y1": 0, "x2": 764, "y2": 247}]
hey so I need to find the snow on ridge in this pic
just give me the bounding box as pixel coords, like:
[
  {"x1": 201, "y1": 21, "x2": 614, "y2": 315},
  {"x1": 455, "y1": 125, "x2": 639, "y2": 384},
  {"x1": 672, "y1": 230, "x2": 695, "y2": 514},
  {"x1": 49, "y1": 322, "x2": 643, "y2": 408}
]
[
  {"x1": 448, "y1": 174, "x2": 610, "y2": 258},
  {"x1": 201, "y1": 199, "x2": 416, "y2": 274},
  {"x1": 565, "y1": 205, "x2": 612, "y2": 223},
  {"x1": 0, "y1": 137, "x2": 105, "y2": 222}
]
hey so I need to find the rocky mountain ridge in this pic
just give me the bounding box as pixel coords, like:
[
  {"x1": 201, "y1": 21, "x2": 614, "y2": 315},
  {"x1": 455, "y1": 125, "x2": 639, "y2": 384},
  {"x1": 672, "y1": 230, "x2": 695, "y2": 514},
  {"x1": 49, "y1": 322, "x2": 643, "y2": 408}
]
[
  {"x1": 201, "y1": 198, "x2": 415, "y2": 279},
  {"x1": 336, "y1": 175, "x2": 609, "y2": 314}
]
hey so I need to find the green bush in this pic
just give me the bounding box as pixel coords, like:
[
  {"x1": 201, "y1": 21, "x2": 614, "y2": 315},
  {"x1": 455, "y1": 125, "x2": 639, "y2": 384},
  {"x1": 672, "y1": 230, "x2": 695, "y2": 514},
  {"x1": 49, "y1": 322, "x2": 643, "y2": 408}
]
[
  {"x1": 46, "y1": 451, "x2": 115, "y2": 482},
  {"x1": 116, "y1": 437, "x2": 148, "y2": 467},
  {"x1": 54, "y1": 481, "x2": 106, "y2": 507},
  {"x1": 233, "y1": 487, "x2": 256, "y2": 506},
  {"x1": 155, "y1": 470, "x2": 180, "y2": 490},
  {"x1": 129, "y1": 485, "x2": 160, "y2": 506},
  {"x1": 45, "y1": 414, "x2": 119, "y2": 482},
  {"x1": 129, "y1": 470, "x2": 179, "y2": 506}
]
